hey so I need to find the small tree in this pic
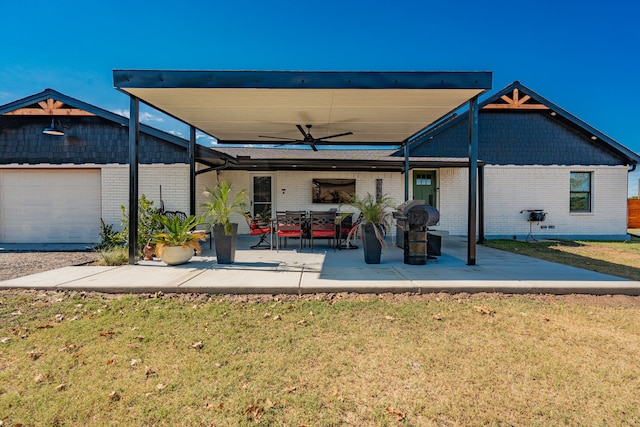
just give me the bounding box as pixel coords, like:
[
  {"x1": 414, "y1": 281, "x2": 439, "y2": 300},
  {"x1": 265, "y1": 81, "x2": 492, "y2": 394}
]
[
  {"x1": 340, "y1": 193, "x2": 396, "y2": 246},
  {"x1": 202, "y1": 180, "x2": 249, "y2": 235},
  {"x1": 120, "y1": 194, "x2": 163, "y2": 255}
]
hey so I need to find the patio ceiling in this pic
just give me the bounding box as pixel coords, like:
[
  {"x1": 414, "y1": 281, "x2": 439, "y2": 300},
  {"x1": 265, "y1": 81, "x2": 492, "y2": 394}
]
[{"x1": 113, "y1": 71, "x2": 492, "y2": 145}]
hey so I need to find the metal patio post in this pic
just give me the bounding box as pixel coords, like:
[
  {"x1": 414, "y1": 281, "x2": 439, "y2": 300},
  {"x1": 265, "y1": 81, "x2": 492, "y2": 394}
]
[
  {"x1": 467, "y1": 96, "x2": 479, "y2": 265},
  {"x1": 189, "y1": 126, "x2": 196, "y2": 216},
  {"x1": 128, "y1": 97, "x2": 139, "y2": 265}
]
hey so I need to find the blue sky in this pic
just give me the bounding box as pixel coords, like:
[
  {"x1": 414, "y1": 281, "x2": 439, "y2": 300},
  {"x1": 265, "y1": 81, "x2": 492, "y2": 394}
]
[{"x1": 1, "y1": 0, "x2": 639, "y2": 194}]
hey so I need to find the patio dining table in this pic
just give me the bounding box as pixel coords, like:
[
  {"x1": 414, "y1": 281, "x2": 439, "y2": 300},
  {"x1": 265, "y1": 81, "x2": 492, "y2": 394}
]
[{"x1": 274, "y1": 211, "x2": 343, "y2": 251}]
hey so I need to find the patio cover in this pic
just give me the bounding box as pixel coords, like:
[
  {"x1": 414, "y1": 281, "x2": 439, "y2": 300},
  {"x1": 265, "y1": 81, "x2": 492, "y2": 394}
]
[
  {"x1": 113, "y1": 70, "x2": 491, "y2": 145},
  {"x1": 112, "y1": 70, "x2": 492, "y2": 265}
]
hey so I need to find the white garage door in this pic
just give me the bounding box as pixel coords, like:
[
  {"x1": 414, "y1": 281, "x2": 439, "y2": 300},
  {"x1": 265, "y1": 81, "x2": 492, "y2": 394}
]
[{"x1": 0, "y1": 169, "x2": 101, "y2": 244}]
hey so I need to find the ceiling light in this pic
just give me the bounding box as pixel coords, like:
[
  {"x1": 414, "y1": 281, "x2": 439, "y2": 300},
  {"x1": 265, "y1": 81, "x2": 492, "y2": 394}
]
[
  {"x1": 591, "y1": 136, "x2": 597, "y2": 140},
  {"x1": 43, "y1": 119, "x2": 64, "y2": 136}
]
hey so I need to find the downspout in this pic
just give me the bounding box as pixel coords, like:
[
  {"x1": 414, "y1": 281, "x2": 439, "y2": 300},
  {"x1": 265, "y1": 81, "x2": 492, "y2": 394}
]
[
  {"x1": 404, "y1": 142, "x2": 410, "y2": 202},
  {"x1": 128, "y1": 97, "x2": 139, "y2": 265},
  {"x1": 629, "y1": 164, "x2": 637, "y2": 172},
  {"x1": 478, "y1": 165, "x2": 486, "y2": 244}
]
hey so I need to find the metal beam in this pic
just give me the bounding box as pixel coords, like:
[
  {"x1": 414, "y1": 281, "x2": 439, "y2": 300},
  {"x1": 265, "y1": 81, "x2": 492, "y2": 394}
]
[
  {"x1": 189, "y1": 126, "x2": 196, "y2": 216},
  {"x1": 114, "y1": 70, "x2": 493, "y2": 91},
  {"x1": 128, "y1": 97, "x2": 139, "y2": 265},
  {"x1": 467, "y1": 96, "x2": 479, "y2": 265}
]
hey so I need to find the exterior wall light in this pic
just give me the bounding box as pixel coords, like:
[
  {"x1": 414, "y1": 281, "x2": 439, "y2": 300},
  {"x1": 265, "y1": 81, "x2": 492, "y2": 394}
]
[{"x1": 43, "y1": 119, "x2": 65, "y2": 136}]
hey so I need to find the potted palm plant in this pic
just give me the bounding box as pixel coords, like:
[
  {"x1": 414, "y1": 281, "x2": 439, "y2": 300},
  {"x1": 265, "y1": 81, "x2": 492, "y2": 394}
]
[
  {"x1": 340, "y1": 193, "x2": 396, "y2": 264},
  {"x1": 152, "y1": 214, "x2": 206, "y2": 265},
  {"x1": 202, "y1": 180, "x2": 249, "y2": 264}
]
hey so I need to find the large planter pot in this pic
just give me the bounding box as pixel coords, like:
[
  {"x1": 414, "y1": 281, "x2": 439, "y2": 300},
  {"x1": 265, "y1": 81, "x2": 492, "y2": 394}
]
[
  {"x1": 213, "y1": 223, "x2": 238, "y2": 264},
  {"x1": 160, "y1": 245, "x2": 193, "y2": 266},
  {"x1": 361, "y1": 223, "x2": 382, "y2": 264}
]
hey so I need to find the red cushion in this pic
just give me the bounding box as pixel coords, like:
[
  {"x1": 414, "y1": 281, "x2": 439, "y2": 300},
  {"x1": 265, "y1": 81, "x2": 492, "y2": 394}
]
[
  {"x1": 250, "y1": 227, "x2": 270, "y2": 235},
  {"x1": 311, "y1": 231, "x2": 335, "y2": 238},
  {"x1": 277, "y1": 230, "x2": 300, "y2": 237}
]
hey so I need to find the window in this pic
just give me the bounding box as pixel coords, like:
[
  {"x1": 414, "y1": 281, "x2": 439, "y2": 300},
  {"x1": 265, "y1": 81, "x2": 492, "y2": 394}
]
[
  {"x1": 570, "y1": 172, "x2": 592, "y2": 212},
  {"x1": 415, "y1": 173, "x2": 432, "y2": 186}
]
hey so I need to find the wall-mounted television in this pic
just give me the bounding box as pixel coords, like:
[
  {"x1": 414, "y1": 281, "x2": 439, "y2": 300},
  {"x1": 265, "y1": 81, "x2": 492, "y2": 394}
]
[{"x1": 312, "y1": 179, "x2": 356, "y2": 204}]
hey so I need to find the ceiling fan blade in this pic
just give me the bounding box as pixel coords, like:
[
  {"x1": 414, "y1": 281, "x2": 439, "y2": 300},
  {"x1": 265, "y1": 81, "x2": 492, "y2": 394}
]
[
  {"x1": 316, "y1": 131, "x2": 353, "y2": 140},
  {"x1": 296, "y1": 124, "x2": 308, "y2": 138},
  {"x1": 259, "y1": 135, "x2": 300, "y2": 141},
  {"x1": 310, "y1": 143, "x2": 318, "y2": 151},
  {"x1": 277, "y1": 140, "x2": 301, "y2": 147}
]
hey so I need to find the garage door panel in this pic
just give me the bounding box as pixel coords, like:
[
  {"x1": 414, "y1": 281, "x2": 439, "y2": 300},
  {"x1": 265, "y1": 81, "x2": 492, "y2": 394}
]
[{"x1": 0, "y1": 170, "x2": 101, "y2": 244}]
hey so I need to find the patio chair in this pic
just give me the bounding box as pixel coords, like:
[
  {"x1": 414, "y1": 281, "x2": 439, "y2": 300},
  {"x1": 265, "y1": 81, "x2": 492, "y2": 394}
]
[
  {"x1": 163, "y1": 210, "x2": 187, "y2": 223},
  {"x1": 309, "y1": 211, "x2": 337, "y2": 252},
  {"x1": 245, "y1": 212, "x2": 272, "y2": 249},
  {"x1": 276, "y1": 212, "x2": 304, "y2": 251},
  {"x1": 336, "y1": 212, "x2": 359, "y2": 250}
]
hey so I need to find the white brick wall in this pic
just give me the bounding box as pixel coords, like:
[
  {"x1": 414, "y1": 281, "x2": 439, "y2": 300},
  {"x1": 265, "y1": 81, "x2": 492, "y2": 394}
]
[
  {"x1": 483, "y1": 165, "x2": 628, "y2": 239},
  {"x1": 6, "y1": 163, "x2": 628, "y2": 240},
  {"x1": 218, "y1": 170, "x2": 405, "y2": 233},
  {"x1": 433, "y1": 168, "x2": 469, "y2": 234},
  {"x1": 407, "y1": 165, "x2": 629, "y2": 239},
  {"x1": 101, "y1": 164, "x2": 190, "y2": 230},
  {"x1": 195, "y1": 164, "x2": 219, "y2": 219}
]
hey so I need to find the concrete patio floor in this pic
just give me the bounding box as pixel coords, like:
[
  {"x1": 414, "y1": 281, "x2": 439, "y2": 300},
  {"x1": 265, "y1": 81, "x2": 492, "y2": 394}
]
[{"x1": 1, "y1": 236, "x2": 639, "y2": 295}]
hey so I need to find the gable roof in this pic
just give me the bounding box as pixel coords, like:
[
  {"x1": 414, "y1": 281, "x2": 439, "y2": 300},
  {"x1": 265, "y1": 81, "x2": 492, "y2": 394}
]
[
  {"x1": 0, "y1": 89, "x2": 233, "y2": 167},
  {"x1": 405, "y1": 81, "x2": 640, "y2": 165}
]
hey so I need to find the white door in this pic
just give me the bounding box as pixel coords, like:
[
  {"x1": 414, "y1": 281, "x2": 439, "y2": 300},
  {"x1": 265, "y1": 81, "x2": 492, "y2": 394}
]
[{"x1": 0, "y1": 169, "x2": 101, "y2": 243}]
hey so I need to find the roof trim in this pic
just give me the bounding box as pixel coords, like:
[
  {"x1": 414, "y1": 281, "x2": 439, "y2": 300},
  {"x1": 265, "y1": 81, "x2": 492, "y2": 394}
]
[{"x1": 113, "y1": 70, "x2": 493, "y2": 90}]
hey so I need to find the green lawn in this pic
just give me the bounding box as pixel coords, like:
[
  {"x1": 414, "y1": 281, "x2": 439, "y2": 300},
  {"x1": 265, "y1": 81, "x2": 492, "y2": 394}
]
[
  {"x1": 484, "y1": 238, "x2": 640, "y2": 281},
  {"x1": 2, "y1": 290, "x2": 640, "y2": 426}
]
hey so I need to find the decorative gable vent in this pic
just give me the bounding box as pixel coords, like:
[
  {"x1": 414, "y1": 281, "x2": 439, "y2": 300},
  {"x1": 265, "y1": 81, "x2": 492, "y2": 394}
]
[
  {"x1": 3, "y1": 98, "x2": 95, "y2": 116},
  {"x1": 483, "y1": 88, "x2": 549, "y2": 110}
]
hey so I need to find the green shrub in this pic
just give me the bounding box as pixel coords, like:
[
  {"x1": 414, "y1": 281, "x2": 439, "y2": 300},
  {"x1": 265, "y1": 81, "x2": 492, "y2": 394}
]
[
  {"x1": 95, "y1": 219, "x2": 123, "y2": 250},
  {"x1": 119, "y1": 194, "x2": 163, "y2": 255},
  {"x1": 97, "y1": 246, "x2": 128, "y2": 266}
]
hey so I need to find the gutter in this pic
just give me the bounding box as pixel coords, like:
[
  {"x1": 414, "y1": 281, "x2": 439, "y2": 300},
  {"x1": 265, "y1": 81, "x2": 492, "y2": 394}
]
[{"x1": 196, "y1": 158, "x2": 229, "y2": 175}]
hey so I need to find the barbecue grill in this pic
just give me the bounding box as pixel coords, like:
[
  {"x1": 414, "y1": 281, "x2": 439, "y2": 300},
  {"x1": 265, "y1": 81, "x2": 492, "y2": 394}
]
[{"x1": 394, "y1": 200, "x2": 440, "y2": 265}]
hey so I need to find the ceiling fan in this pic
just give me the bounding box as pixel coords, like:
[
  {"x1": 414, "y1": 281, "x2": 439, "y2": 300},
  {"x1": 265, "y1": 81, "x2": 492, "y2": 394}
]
[{"x1": 259, "y1": 124, "x2": 353, "y2": 151}]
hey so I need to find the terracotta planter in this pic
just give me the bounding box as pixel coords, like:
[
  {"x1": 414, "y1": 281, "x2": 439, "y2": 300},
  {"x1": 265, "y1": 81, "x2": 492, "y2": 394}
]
[
  {"x1": 361, "y1": 223, "x2": 382, "y2": 264},
  {"x1": 160, "y1": 245, "x2": 193, "y2": 265},
  {"x1": 213, "y1": 223, "x2": 238, "y2": 264}
]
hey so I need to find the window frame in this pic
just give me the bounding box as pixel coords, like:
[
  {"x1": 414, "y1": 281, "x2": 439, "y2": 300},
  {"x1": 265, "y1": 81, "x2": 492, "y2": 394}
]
[{"x1": 569, "y1": 171, "x2": 592, "y2": 213}]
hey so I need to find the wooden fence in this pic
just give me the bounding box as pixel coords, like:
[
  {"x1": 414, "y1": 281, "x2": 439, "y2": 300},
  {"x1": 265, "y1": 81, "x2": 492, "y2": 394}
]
[{"x1": 629, "y1": 199, "x2": 640, "y2": 228}]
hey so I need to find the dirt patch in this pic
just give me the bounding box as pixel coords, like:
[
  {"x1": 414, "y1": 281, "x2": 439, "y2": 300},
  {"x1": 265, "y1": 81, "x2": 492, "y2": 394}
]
[
  {"x1": 0, "y1": 251, "x2": 100, "y2": 281},
  {"x1": 1, "y1": 252, "x2": 639, "y2": 308}
]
